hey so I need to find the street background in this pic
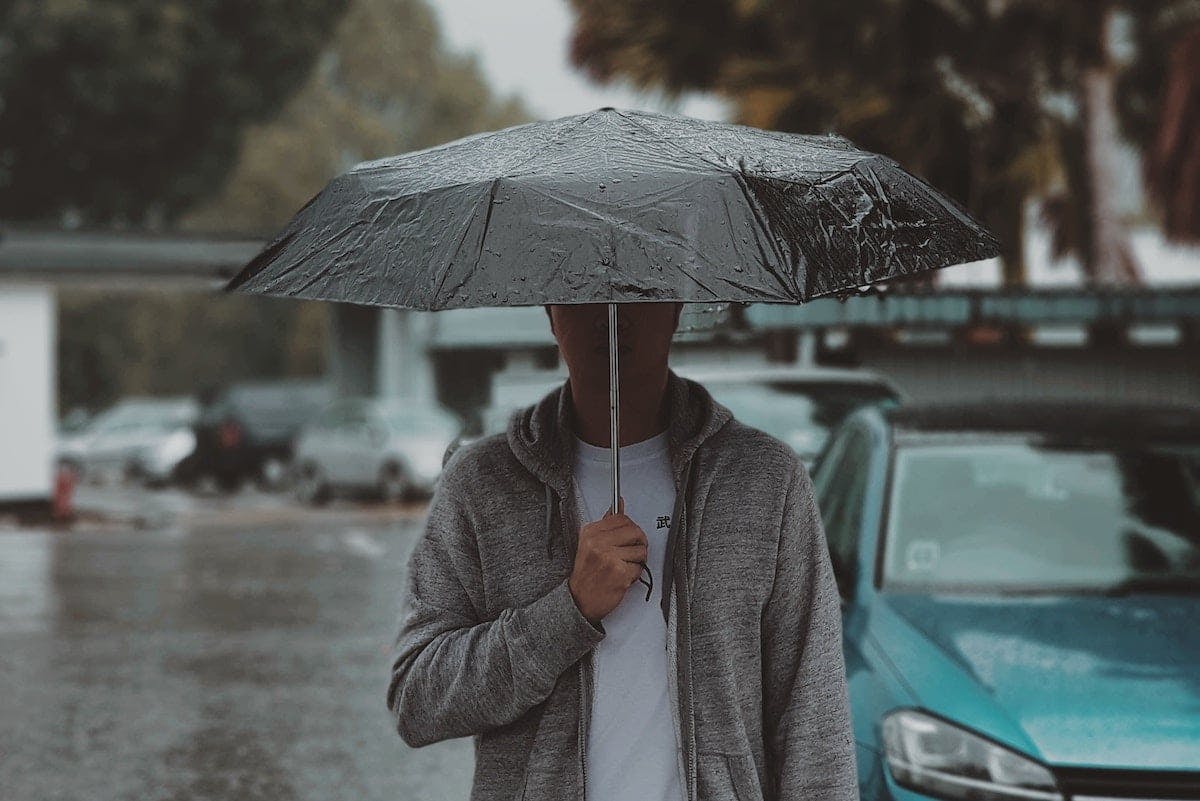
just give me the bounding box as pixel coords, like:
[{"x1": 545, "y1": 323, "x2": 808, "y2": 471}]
[{"x1": 1, "y1": 1, "x2": 1198, "y2": 800}]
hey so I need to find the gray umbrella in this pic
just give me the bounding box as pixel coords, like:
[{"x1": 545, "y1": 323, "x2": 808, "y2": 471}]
[{"x1": 224, "y1": 106, "x2": 1000, "y2": 598}]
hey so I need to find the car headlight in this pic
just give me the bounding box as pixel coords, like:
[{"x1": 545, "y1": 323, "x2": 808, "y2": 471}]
[{"x1": 881, "y1": 710, "x2": 1061, "y2": 801}]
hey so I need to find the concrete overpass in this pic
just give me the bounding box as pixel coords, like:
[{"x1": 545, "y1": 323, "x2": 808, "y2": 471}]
[{"x1": 4, "y1": 225, "x2": 1200, "y2": 418}]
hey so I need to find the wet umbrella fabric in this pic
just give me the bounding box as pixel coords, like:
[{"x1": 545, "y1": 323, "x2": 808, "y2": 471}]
[
  {"x1": 224, "y1": 106, "x2": 998, "y2": 309},
  {"x1": 223, "y1": 106, "x2": 1001, "y2": 599}
]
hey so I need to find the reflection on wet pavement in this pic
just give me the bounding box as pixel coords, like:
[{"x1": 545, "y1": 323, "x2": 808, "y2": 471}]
[{"x1": 0, "y1": 516, "x2": 473, "y2": 801}]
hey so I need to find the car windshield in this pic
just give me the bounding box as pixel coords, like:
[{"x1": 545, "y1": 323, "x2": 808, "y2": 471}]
[
  {"x1": 90, "y1": 401, "x2": 195, "y2": 433},
  {"x1": 381, "y1": 408, "x2": 459, "y2": 437},
  {"x1": 882, "y1": 440, "x2": 1200, "y2": 594},
  {"x1": 707, "y1": 380, "x2": 896, "y2": 459}
]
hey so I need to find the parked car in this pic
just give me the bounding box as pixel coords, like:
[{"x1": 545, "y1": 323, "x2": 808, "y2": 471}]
[
  {"x1": 177, "y1": 379, "x2": 334, "y2": 492},
  {"x1": 442, "y1": 373, "x2": 568, "y2": 467},
  {"x1": 292, "y1": 398, "x2": 463, "y2": 505},
  {"x1": 442, "y1": 364, "x2": 902, "y2": 469},
  {"x1": 57, "y1": 396, "x2": 199, "y2": 485},
  {"x1": 676, "y1": 364, "x2": 902, "y2": 467},
  {"x1": 810, "y1": 399, "x2": 1200, "y2": 801}
]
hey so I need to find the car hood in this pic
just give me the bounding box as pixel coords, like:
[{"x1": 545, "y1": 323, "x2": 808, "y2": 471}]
[{"x1": 879, "y1": 591, "x2": 1200, "y2": 770}]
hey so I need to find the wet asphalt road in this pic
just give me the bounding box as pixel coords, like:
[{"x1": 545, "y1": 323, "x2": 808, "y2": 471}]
[{"x1": 0, "y1": 506, "x2": 474, "y2": 801}]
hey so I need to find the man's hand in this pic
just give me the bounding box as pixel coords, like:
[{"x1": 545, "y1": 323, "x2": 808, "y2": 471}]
[{"x1": 568, "y1": 497, "x2": 648, "y2": 625}]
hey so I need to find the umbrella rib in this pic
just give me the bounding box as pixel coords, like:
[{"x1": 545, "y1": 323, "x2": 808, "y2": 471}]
[
  {"x1": 260, "y1": 222, "x2": 365, "y2": 296},
  {"x1": 431, "y1": 178, "x2": 502, "y2": 307},
  {"x1": 613, "y1": 111, "x2": 727, "y2": 172},
  {"x1": 728, "y1": 173, "x2": 799, "y2": 300}
]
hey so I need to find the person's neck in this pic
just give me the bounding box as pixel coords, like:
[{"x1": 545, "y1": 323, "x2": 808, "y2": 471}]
[{"x1": 568, "y1": 364, "x2": 670, "y2": 448}]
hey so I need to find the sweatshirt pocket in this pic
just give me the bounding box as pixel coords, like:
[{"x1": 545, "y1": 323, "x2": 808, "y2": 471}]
[{"x1": 697, "y1": 751, "x2": 763, "y2": 801}]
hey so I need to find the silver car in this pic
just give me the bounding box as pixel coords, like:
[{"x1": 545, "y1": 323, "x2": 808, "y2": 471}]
[
  {"x1": 292, "y1": 398, "x2": 463, "y2": 505},
  {"x1": 57, "y1": 396, "x2": 199, "y2": 485}
]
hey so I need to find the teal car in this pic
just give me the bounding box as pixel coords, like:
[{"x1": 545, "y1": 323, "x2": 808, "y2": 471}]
[{"x1": 811, "y1": 400, "x2": 1200, "y2": 801}]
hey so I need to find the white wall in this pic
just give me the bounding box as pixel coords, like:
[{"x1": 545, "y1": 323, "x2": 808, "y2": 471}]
[{"x1": 0, "y1": 284, "x2": 55, "y2": 502}]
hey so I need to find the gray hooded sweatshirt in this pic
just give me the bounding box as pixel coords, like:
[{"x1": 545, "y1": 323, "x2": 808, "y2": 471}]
[{"x1": 386, "y1": 368, "x2": 859, "y2": 801}]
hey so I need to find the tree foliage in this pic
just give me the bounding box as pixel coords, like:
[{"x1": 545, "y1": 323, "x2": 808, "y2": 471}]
[
  {"x1": 53, "y1": 0, "x2": 531, "y2": 412},
  {"x1": 567, "y1": 0, "x2": 1189, "y2": 284},
  {"x1": 0, "y1": 0, "x2": 350, "y2": 226},
  {"x1": 181, "y1": 0, "x2": 529, "y2": 233},
  {"x1": 58, "y1": 291, "x2": 328, "y2": 413}
]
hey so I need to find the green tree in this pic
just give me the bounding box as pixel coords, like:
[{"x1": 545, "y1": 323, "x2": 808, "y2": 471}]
[
  {"x1": 181, "y1": 0, "x2": 529, "y2": 233},
  {"x1": 54, "y1": 0, "x2": 532, "y2": 413},
  {"x1": 0, "y1": 0, "x2": 349, "y2": 226},
  {"x1": 57, "y1": 291, "x2": 329, "y2": 412},
  {"x1": 567, "y1": 0, "x2": 1187, "y2": 287}
]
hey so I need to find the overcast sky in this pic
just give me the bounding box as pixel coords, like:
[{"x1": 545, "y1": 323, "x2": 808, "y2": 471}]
[{"x1": 430, "y1": 0, "x2": 729, "y2": 121}]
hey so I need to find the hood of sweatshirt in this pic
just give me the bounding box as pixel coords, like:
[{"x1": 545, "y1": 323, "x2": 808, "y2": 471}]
[{"x1": 505, "y1": 366, "x2": 733, "y2": 500}]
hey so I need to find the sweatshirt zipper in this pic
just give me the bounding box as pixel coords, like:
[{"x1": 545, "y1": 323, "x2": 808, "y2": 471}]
[
  {"x1": 559, "y1": 487, "x2": 592, "y2": 801},
  {"x1": 579, "y1": 655, "x2": 592, "y2": 800},
  {"x1": 677, "y1": 473, "x2": 696, "y2": 801},
  {"x1": 664, "y1": 463, "x2": 696, "y2": 801}
]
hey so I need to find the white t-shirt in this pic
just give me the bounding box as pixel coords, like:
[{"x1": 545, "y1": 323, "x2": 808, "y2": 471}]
[{"x1": 573, "y1": 429, "x2": 685, "y2": 801}]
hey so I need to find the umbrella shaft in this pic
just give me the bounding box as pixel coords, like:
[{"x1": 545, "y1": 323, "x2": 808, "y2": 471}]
[{"x1": 608, "y1": 303, "x2": 620, "y2": 514}]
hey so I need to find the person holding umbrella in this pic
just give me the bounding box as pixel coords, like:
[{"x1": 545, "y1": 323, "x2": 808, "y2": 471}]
[
  {"x1": 391, "y1": 298, "x2": 860, "y2": 801},
  {"x1": 222, "y1": 107, "x2": 998, "y2": 800}
]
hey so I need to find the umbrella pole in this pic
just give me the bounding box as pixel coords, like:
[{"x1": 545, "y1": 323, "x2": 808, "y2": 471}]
[
  {"x1": 608, "y1": 302, "x2": 621, "y2": 514},
  {"x1": 609, "y1": 303, "x2": 652, "y2": 602}
]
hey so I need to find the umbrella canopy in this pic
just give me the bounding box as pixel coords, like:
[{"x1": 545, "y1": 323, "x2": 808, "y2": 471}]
[
  {"x1": 223, "y1": 106, "x2": 1001, "y2": 603},
  {"x1": 223, "y1": 106, "x2": 999, "y2": 308}
]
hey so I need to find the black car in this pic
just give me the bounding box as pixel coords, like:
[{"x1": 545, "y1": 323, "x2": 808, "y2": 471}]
[{"x1": 177, "y1": 379, "x2": 334, "y2": 492}]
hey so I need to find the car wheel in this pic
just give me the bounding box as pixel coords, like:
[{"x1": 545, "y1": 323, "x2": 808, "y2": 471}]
[
  {"x1": 216, "y1": 470, "x2": 243, "y2": 494},
  {"x1": 377, "y1": 463, "x2": 409, "y2": 504},
  {"x1": 295, "y1": 461, "x2": 331, "y2": 506}
]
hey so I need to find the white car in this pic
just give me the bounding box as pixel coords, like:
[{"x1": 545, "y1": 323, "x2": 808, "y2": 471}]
[
  {"x1": 57, "y1": 396, "x2": 198, "y2": 485},
  {"x1": 292, "y1": 398, "x2": 463, "y2": 505}
]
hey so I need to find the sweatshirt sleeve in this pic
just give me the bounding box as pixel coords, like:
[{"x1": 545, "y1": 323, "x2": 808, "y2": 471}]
[
  {"x1": 386, "y1": 474, "x2": 605, "y2": 748},
  {"x1": 761, "y1": 459, "x2": 860, "y2": 801}
]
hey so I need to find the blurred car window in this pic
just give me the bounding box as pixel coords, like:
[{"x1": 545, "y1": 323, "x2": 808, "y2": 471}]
[
  {"x1": 89, "y1": 399, "x2": 197, "y2": 433},
  {"x1": 813, "y1": 426, "x2": 872, "y2": 591},
  {"x1": 882, "y1": 441, "x2": 1200, "y2": 593},
  {"x1": 706, "y1": 378, "x2": 897, "y2": 462},
  {"x1": 380, "y1": 406, "x2": 460, "y2": 437}
]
